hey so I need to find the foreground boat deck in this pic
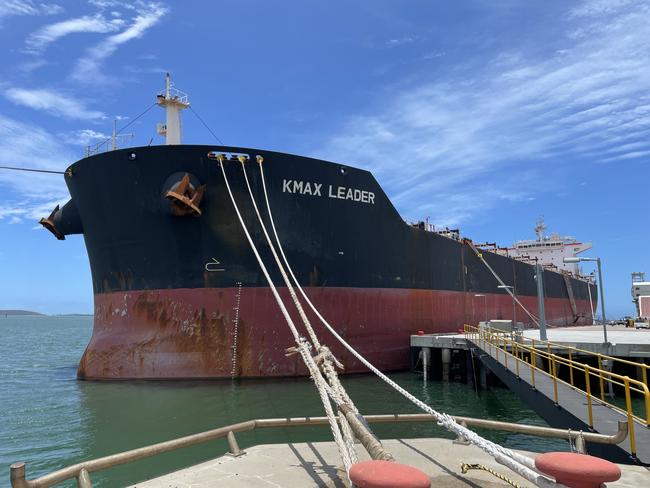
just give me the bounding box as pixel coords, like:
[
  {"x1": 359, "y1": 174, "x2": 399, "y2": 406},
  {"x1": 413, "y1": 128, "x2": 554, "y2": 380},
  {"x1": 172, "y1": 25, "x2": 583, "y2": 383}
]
[{"x1": 129, "y1": 438, "x2": 650, "y2": 487}]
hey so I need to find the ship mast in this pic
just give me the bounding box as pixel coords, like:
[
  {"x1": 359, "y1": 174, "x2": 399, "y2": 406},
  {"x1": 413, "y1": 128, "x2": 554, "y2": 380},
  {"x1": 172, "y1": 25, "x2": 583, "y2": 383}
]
[
  {"x1": 156, "y1": 73, "x2": 190, "y2": 145},
  {"x1": 534, "y1": 217, "x2": 547, "y2": 241}
]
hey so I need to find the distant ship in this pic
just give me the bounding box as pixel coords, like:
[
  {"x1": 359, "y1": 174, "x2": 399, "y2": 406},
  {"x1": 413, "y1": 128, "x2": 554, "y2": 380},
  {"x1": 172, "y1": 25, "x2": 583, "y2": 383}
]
[{"x1": 40, "y1": 75, "x2": 597, "y2": 379}]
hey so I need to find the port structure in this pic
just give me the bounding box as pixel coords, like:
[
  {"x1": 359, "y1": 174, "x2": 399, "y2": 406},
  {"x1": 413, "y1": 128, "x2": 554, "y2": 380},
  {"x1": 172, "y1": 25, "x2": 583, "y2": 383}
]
[{"x1": 464, "y1": 324, "x2": 650, "y2": 465}]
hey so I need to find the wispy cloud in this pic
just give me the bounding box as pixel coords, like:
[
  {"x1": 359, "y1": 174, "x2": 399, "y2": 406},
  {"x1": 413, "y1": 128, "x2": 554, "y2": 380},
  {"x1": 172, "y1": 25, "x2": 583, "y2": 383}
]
[
  {"x1": 0, "y1": 115, "x2": 74, "y2": 221},
  {"x1": 0, "y1": 199, "x2": 64, "y2": 224},
  {"x1": 0, "y1": 1, "x2": 62, "y2": 22},
  {"x1": 26, "y1": 14, "x2": 124, "y2": 53},
  {"x1": 386, "y1": 36, "x2": 417, "y2": 47},
  {"x1": 5, "y1": 87, "x2": 106, "y2": 120},
  {"x1": 60, "y1": 128, "x2": 109, "y2": 146},
  {"x1": 72, "y1": 2, "x2": 168, "y2": 83},
  {"x1": 318, "y1": 0, "x2": 650, "y2": 227}
]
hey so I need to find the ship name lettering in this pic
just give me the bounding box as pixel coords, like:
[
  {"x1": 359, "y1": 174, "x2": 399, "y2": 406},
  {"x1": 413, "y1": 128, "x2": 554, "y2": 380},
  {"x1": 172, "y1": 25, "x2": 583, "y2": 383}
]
[
  {"x1": 282, "y1": 179, "x2": 374, "y2": 205},
  {"x1": 282, "y1": 179, "x2": 322, "y2": 196},
  {"x1": 328, "y1": 185, "x2": 375, "y2": 204}
]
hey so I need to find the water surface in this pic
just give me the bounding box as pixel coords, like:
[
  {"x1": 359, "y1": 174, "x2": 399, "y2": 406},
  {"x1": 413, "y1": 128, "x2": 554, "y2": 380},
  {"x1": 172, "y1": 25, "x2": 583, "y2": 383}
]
[{"x1": 1, "y1": 315, "x2": 567, "y2": 487}]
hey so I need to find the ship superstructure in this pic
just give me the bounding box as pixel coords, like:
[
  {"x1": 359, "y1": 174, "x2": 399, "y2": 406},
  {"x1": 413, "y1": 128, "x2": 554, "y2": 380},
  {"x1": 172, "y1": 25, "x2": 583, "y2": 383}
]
[
  {"x1": 37, "y1": 76, "x2": 598, "y2": 379},
  {"x1": 632, "y1": 272, "x2": 650, "y2": 318},
  {"x1": 506, "y1": 218, "x2": 592, "y2": 274}
]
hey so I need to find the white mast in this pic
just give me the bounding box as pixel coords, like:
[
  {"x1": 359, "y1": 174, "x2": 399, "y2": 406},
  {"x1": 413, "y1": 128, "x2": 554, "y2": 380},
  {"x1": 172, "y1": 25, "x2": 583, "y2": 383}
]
[
  {"x1": 534, "y1": 217, "x2": 547, "y2": 241},
  {"x1": 156, "y1": 73, "x2": 190, "y2": 145}
]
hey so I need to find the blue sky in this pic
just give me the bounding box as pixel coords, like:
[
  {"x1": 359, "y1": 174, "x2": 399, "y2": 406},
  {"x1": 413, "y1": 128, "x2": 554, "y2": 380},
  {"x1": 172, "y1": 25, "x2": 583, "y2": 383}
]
[{"x1": 0, "y1": 0, "x2": 648, "y2": 316}]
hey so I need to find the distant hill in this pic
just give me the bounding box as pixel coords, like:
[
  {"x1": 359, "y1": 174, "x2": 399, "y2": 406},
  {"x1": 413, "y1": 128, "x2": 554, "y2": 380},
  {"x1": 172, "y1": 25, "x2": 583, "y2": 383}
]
[{"x1": 0, "y1": 310, "x2": 45, "y2": 316}]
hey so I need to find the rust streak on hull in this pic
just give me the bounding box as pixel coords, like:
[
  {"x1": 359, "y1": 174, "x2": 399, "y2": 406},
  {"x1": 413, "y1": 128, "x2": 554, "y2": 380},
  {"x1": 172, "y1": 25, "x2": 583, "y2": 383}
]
[{"x1": 77, "y1": 287, "x2": 595, "y2": 380}]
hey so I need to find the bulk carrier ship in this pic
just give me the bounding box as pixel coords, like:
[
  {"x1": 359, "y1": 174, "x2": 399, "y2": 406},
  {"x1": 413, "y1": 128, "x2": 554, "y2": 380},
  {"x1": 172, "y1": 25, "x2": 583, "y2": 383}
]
[{"x1": 40, "y1": 76, "x2": 597, "y2": 379}]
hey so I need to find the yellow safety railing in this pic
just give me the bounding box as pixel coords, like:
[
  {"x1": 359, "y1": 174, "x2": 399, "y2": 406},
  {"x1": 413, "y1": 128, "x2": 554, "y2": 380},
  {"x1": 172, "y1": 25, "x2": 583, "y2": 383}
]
[
  {"x1": 464, "y1": 324, "x2": 650, "y2": 458},
  {"x1": 518, "y1": 335, "x2": 649, "y2": 391}
]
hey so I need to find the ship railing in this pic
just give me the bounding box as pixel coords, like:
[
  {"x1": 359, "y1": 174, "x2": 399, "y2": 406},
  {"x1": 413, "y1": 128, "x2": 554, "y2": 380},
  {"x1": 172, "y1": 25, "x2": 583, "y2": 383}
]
[
  {"x1": 464, "y1": 324, "x2": 650, "y2": 459},
  {"x1": 157, "y1": 86, "x2": 189, "y2": 104},
  {"x1": 10, "y1": 412, "x2": 629, "y2": 488}
]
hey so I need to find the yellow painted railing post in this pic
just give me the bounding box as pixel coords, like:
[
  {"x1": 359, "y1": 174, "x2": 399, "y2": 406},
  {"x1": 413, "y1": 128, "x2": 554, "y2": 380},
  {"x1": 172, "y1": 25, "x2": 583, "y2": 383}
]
[
  {"x1": 547, "y1": 343, "x2": 552, "y2": 373},
  {"x1": 598, "y1": 354, "x2": 605, "y2": 401},
  {"x1": 568, "y1": 350, "x2": 574, "y2": 387},
  {"x1": 585, "y1": 366, "x2": 593, "y2": 428},
  {"x1": 515, "y1": 342, "x2": 520, "y2": 378},
  {"x1": 531, "y1": 347, "x2": 536, "y2": 389},
  {"x1": 645, "y1": 386, "x2": 650, "y2": 428},
  {"x1": 504, "y1": 335, "x2": 508, "y2": 369},
  {"x1": 552, "y1": 356, "x2": 559, "y2": 405},
  {"x1": 623, "y1": 376, "x2": 637, "y2": 457}
]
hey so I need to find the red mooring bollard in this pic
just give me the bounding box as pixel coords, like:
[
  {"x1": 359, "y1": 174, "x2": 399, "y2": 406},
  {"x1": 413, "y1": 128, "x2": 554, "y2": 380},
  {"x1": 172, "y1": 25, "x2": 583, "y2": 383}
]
[
  {"x1": 349, "y1": 460, "x2": 431, "y2": 488},
  {"x1": 535, "y1": 452, "x2": 621, "y2": 488}
]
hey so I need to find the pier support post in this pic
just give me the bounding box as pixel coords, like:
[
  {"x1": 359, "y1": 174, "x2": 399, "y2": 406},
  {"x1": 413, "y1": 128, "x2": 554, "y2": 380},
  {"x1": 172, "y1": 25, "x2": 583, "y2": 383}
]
[
  {"x1": 479, "y1": 363, "x2": 488, "y2": 390},
  {"x1": 465, "y1": 350, "x2": 474, "y2": 386},
  {"x1": 420, "y1": 347, "x2": 431, "y2": 383},
  {"x1": 441, "y1": 348, "x2": 451, "y2": 382}
]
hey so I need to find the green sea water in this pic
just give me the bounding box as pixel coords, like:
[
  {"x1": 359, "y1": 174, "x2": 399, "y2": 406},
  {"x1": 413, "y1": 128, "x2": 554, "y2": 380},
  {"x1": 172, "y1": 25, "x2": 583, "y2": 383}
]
[{"x1": 1, "y1": 315, "x2": 568, "y2": 487}]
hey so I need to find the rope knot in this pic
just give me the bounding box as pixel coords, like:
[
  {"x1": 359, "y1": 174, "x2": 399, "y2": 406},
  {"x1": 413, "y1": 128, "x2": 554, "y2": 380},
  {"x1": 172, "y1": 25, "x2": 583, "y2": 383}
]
[{"x1": 315, "y1": 346, "x2": 345, "y2": 370}]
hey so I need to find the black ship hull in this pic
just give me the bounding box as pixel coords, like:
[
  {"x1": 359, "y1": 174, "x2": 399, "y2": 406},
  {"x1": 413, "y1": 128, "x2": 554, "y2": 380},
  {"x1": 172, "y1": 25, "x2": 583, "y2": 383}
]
[{"x1": 46, "y1": 145, "x2": 596, "y2": 378}]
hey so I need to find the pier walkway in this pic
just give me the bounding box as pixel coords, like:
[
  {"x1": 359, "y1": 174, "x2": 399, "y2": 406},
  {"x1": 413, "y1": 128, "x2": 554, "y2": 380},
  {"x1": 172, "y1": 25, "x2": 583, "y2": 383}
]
[{"x1": 464, "y1": 325, "x2": 650, "y2": 465}]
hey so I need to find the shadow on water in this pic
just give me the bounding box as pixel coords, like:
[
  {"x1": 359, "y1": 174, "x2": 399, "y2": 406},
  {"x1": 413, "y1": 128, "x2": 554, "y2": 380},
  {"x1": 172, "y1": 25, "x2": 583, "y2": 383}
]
[{"x1": 2, "y1": 316, "x2": 569, "y2": 487}]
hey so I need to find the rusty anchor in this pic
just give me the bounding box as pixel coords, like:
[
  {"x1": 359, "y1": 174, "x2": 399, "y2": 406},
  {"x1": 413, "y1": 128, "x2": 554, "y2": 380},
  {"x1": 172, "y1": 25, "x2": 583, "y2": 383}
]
[
  {"x1": 165, "y1": 173, "x2": 205, "y2": 216},
  {"x1": 39, "y1": 205, "x2": 65, "y2": 240}
]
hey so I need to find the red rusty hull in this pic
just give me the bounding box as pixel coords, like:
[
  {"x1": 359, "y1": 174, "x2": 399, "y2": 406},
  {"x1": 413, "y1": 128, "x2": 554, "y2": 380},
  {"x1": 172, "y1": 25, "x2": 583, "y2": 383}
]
[{"x1": 77, "y1": 287, "x2": 594, "y2": 379}]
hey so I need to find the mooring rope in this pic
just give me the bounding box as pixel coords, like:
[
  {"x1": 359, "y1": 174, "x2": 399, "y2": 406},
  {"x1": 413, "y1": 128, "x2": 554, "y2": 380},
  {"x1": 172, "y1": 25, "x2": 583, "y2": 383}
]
[
  {"x1": 461, "y1": 463, "x2": 522, "y2": 488},
  {"x1": 464, "y1": 240, "x2": 541, "y2": 327},
  {"x1": 216, "y1": 154, "x2": 355, "y2": 472},
  {"x1": 236, "y1": 155, "x2": 359, "y2": 465},
  {"x1": 254, "y1": 157, "x2": 565, "y2": 487}
]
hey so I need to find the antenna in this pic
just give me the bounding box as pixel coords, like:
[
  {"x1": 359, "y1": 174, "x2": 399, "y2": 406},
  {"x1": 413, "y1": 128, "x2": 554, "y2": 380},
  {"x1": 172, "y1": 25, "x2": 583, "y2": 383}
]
[
  {"x1": 85, "y1": 118, "x2": 134, "y2": 156},
  {"x1": 534, "y1": 217, "x2": 547, "y2": 241}
]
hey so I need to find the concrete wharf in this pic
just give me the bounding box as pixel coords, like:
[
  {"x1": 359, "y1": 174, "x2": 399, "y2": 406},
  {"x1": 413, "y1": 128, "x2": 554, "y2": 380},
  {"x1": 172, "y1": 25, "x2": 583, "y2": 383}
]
[{"x1": 411, "y1": 326, "x2": 650, "y2": 358}]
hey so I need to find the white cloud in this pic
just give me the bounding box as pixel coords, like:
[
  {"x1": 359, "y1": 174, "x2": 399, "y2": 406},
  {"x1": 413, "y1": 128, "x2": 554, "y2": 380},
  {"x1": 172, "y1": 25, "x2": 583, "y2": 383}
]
[
  {"x1": 72, "y1": 2, "x2": 168, "y2": 83},
  {"x1": 5, "y1": 87, "x2": 106, "y2": 120},
  {"x1": 60, "y1": 128, "x2": 109, "y2": 146},
  {"x1": 0, "y1": 199, "x2": 69, "y2": 224},
  {"x1": 0, "y1": 115, "x2": 74, "y2": 222},
  {"x1": 386, "y1": 36, "x2": 416, "y2": 47},
  {"x1": 88, "y1": 0, "x2": 135, "y2": 9},
  {"x1": 318, "y1": 0, "x2": 650, "y2": 227},
  {"x1": 0, "y1": 1, "x2": 62, "y2": 21},
  {"x1": 26, "y1": 14, "x2": 125, "y2": 53}
]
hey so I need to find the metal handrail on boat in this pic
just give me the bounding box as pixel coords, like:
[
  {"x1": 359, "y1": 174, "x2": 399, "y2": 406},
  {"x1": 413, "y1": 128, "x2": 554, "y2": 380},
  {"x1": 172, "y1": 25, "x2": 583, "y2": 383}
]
[
  {"x1": 10, "y1": 413, "x2": 628, "y2": 488},
  {"x1": 464, "y1": 324, "x2": 650, "y2": 459}
]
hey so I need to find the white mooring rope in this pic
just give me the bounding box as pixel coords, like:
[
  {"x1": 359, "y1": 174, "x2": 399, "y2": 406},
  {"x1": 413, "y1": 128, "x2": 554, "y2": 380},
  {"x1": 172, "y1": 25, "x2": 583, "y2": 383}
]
[
  {"x1": 253, "y1": 157, "x2": 566, "y2": 488},
  {"x1": 236, "y1": 156, "x2": 358, "y2": 465},
  {"x1": 216, "y1": 155, "x2": 355, "y2": 472},
  {"x1": 465, "y1": 241, "x2": 541, "y2": 327}
]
